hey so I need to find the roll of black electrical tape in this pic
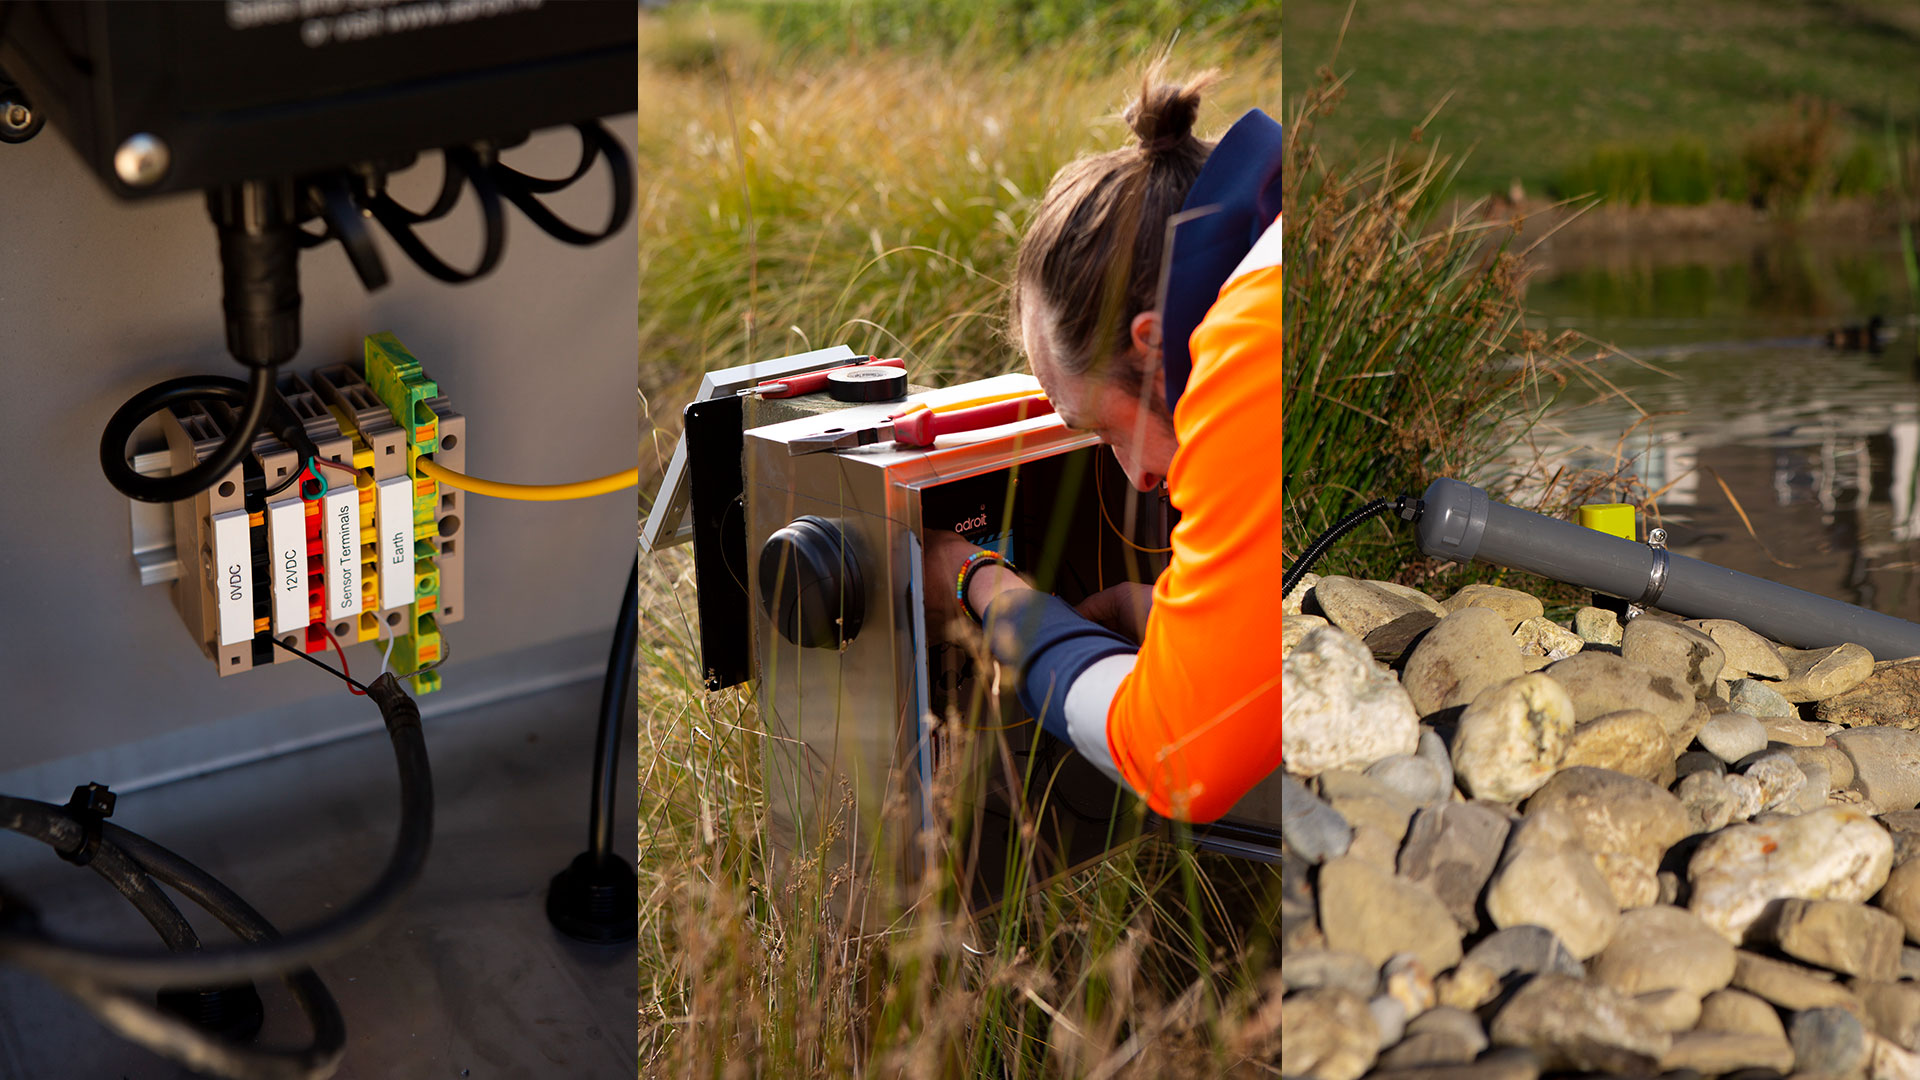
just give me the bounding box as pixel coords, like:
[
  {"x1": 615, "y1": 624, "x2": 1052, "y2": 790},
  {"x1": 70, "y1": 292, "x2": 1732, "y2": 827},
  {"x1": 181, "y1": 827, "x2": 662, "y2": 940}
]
[{"x1": 828, "y1": 367, "x2": 908, "y2": 402}]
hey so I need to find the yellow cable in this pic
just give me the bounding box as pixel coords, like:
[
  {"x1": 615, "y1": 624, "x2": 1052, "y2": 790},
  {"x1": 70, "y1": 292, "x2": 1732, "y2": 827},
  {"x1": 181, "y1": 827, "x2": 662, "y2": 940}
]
[{"x1": 416, "y1": 457, "x2": 637, "y2": 502}]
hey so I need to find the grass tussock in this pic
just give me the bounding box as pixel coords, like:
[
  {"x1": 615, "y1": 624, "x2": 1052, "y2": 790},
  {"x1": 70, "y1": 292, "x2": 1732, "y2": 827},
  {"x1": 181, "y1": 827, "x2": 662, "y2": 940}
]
[{"x1": 1283, "y1": 69, "x2": 1637, "y2": 589}]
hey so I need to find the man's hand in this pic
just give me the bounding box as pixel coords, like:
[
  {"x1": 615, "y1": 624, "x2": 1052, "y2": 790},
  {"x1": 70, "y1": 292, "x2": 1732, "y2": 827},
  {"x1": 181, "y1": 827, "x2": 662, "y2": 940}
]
[{"x1": 1074, "y1": 582, "x2": 1155, "y2": 643}]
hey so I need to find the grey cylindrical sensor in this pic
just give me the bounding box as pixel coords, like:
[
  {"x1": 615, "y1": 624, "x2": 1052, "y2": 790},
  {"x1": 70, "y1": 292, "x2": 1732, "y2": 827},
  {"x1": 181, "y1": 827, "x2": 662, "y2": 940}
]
[{"x1": 1416, "y1": 477, "x2": 1920, "y2": 661}]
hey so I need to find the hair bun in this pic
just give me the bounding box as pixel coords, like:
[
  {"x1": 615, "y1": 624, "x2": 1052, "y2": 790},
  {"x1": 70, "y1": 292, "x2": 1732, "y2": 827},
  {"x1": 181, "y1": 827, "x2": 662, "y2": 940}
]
[{"x1": 1125, "y1": 68, "x2": 1218, "y2": 157}]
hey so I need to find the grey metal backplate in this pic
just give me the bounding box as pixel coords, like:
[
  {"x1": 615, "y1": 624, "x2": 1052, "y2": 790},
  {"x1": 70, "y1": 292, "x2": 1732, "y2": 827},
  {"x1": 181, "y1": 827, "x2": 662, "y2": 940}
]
[{"x1": 0, "y1": 120, "x2": 639, "y2": 793}]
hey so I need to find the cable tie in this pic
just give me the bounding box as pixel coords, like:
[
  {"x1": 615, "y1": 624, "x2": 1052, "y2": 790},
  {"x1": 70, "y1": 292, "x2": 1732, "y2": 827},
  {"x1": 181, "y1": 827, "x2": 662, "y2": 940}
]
[{"x1": 57, "y1": 782, "x2": 116, "y2": 868}]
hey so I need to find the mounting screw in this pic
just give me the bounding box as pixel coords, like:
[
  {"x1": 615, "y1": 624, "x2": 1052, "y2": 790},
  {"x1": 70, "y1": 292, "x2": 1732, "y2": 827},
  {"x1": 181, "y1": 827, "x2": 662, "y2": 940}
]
[
  {"x1": 114, "y1": 132, "x2": 170, "y2": 187},
  {"x1": 0, "y1": 97, "x2": 41, "y2": 143}
]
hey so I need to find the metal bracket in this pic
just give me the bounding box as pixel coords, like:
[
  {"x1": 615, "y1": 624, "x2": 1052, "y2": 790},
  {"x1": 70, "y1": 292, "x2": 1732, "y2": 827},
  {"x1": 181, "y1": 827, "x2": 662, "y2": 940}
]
[{"x1": 128, "y1": 449, "x2": 182, "y2": 585}]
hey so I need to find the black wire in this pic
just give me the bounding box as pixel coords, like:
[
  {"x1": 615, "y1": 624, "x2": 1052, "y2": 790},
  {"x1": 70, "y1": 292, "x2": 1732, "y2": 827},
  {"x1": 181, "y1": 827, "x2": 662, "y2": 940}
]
[
  {"x1": 588, "y1": 555, "x2": 640, "y2": 862},
  {"x1": 270, "y1": 635, "x2": 369, "y2": 694},
  {"x1": 99, "y1": 369, "x2": 277, "y2": 504},
  {"x1": 366, "y1": 147, "x2": 507, "y2": 284},
  {"x1": 489, "y1": 121, "x2": 633, "y2": 247},
  {"x1": 1282, "y1": 497, "x2": 1403, "y2": 598},
  {"x1": 0, "y1": 674, "x2": 430, "y2": 986}
]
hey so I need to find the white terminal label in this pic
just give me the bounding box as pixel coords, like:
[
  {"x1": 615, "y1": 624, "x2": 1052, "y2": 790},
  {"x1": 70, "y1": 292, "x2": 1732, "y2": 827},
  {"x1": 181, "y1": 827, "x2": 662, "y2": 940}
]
[
  {"x1": 211, "y1": 509, "x2": 254, "y2": 648},
  {"x1": 376, "y1": 476, "x2": 416, "y2": 611},
  {"x1": 326, "y1": 485, "x2": 361, "y2": 621},
  {"x1": 267, "y1": 498, "x2": 308, "y2": 635}
]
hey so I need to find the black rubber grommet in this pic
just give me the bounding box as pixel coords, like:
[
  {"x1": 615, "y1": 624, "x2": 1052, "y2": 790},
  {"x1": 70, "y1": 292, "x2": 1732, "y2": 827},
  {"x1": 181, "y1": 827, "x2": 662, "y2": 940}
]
[
  {"x1": 544, "y1": 852, "x2": 638, "y2": 945},
  {"x1": 757, "y1": 516, "x2": 865, "y2": 648}
]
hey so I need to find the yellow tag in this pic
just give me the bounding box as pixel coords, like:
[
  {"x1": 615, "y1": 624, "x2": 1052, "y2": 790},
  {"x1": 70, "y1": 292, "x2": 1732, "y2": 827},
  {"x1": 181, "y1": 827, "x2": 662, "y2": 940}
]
[{"x1": 1577, "y1": 503, "x2": 1638, "y2": 540}]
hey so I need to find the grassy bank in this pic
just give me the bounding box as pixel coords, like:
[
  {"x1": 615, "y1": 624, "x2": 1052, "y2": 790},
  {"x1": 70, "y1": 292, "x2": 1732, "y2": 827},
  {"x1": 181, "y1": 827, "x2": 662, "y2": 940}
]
[{"x1": 1282, "y1": 0, "x2": 1920, "y2": 208}]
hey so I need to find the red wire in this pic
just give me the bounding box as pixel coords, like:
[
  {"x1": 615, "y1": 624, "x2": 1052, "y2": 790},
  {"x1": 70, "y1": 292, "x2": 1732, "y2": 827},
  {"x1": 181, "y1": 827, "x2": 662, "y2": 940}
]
[
  {"x1": 321, "y1": 623, "x2": 368, "y2": 696},
  {"x1": 312, "y1": 457, "x2": 361, "y2": 479}
]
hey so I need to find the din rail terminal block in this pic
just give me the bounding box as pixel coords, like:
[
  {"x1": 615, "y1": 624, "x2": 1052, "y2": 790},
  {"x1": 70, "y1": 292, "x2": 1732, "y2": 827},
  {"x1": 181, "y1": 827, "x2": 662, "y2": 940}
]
[{"x1": 127, "y1": 333, "x2": 467, "y2": 693}]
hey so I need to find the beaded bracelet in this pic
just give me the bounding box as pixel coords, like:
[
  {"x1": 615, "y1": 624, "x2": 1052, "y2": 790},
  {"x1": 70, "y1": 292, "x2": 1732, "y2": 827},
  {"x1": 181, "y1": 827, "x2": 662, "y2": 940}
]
[{"x1": 955, "y1": 549, "x2": 1016, "y2": 627}]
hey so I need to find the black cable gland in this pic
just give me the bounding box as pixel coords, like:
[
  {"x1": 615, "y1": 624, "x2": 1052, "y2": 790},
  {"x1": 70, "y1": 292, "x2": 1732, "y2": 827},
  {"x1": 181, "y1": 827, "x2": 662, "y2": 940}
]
[
  {"x1": 155, "y1": 983, "x2": 266, "y2": 1045},
  {"x1": 545, "y1": 851, "x2": 637, "y2": 945},
  {"x1": 208, "y1": 180, "x2": 303, "y2": 368}
]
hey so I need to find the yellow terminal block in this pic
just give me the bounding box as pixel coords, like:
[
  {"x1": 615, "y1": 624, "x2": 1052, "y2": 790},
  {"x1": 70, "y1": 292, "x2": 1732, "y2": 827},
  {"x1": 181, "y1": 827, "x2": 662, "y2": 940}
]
[{"x1": 1577, "y1": 503, "x2": 1638, "y2": 541}]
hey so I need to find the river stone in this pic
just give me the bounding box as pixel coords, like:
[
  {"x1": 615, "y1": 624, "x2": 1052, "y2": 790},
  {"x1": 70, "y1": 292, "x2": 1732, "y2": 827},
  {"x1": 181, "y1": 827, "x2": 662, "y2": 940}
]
[
  {"x1": 1818, "y1": 660, "x2": 1920, "y2": 729},
  {"x1": 1451, "y1": 674, "x2": 1575, "y2": 803},
  {"x1": 1635, "y1": 987, "x2": 1702, "y2": 1032},
  {"x1": 1318, "y1": 857, "x2": 1464, "y2": 972},
  {"x1": 1484, "y1": 806, "x2": 1621, "y2": 959},
  {"x1": 1281, "y1": 949, "x2": 1377, "y2": 998},
  {"x1": 1366, "y1": 754, "x2": 1451, "y2": 807},
  {"x1": 1312, "y1": 576, "x2": 1444, "y2": 639},
  {"x1": 1689, "y1": 807, "x2": 1896, "y2": 942},
  {"x1": 1695, "y1": 619, "x2": 1791, "y2": 680},
  {"x1": 1402, "y1": 607, "x2": 1528, "y2": 717},
  {"x1": 1368, "y1": 1048, "x2": 1541, "y2": 1080},
  {"x1": 1793, "y1": 1006, "x2": 1869, "y2": 1080},
  {"x1": 1732, "y1": 949, "x2": 1861, "y2": 1012},
  {"x1": 1516, "y1": 654, "x2": 1549, "y2": 673},
  {"x1": 1777, "y1": 643, "x2": 1877, "y2": 703},
  {"x1": 1398, "y1": 802, "x2": 1511, "y2": 934},
  {"x1": 1416, "y1": 726, "x2": 1455, "y2": 793},
  {"x1": 1441, "y1": 583, "x2": 1543, "y2": 630},
  {"x1": 1789, "y1": 760, "x2": 1836, "y2": 815},
  {"x1": 1370, "y1": 994, "x2": 1409, "y2": 1049},
  {"x1": 1590, "y1": 904, "x2": 1738, "y2": 998},
  {"x1": 1662, "y1": 1030, "x2": 1797, "y2": 1074},
  {"x1": 1513, "y1": 616, "x2": 1583, "y2": 662},
  {"x1": 1575, "y1": 605, "x2": 1624, "y2": 646},
  {"x1": 1880, "y1": 810, "x2": 1920, "y2": 864},
  {"x1": 1858, "y1": 981, "x2": 1920, "y2": 1051},
  {"x1": 1280, "y1": 772, "x2": 1352, "y2": 863},
  {"x1": 1677, "y1": 750, "x2": 1728, "y2": 780},
  {"x1": 1280, "y1": 986, "x2": 1379, "y2": 1080},
  {"x1": 1730, "y1": 678, "x2": 1796, "y2": 719},
  {"x1": 1767, "y1": 898, "x2": 1904, "y2": 979},
  {"x1": 1320, "y1": 771, "x2": 1417, "y2": 845},
  {"x1": 1463, "y1": 925, "x2": 1584, "y2": 980},
  {"x1": 1869, "y1": 1033, "x2": 1920, "y2": 1080},
  {"x1": 1434, "y1": 961, "x2": 1502, "y2": 1012},
  {"x1": 1623, "y1": 617, "x2": 1726, "y2": 700},
  {"x1": 1367, "y1": 611, "x2": 1443, "y2": 655},
  {"x1": 1487, "y1": 973, "x2": 1670, "y2": 1075},
  {"x1": 1382, "y1": 953, "x2": 1435, "y2": 1020},
  {"x1": 1282, "y1": 841, "x2": 1318, "y2": 953},
  {"x1": 1834, "y1": 728, "x2": 1920, "y2": 811},
  {"x1": 1699, "y1": 988, "x2": 1788, "y2": 1040},
  {"x1": 1746, "y1": 751, "x2": 1809, "y2": 812},
  {"x1": 1876, "y1": 859, "x2": 1920, "y2": 945},
  {"x1": 1676, "y1": 770, "x2": 1741, "y2": 835},
  {"x1": 1772, "y1": 714, "x2": 1847, "y2": 748},
  {"x1": 1546, "y1": 650, "x2": 1695, "y2": 733},
  {"x1": 1282, "y1": 613, "x2": 1328, "y2": 659},
  {"x1": 1724, "y1": 772, "x2": 1768, "y2": 820},
  {"x1": 1375, "y1": 1006, "x2": 1488, "y2": 1069},
  {"x1": 1561, "y1": 709, "x2": 1673, "y2": 784},
  {"x1": 1282, "y1": 626, "x2": 1421, "y2": 776},
  {"x1": 1284, "y1": 572, "x2": 1320, "y2": 617},
  {"x1": 1700, "y1": 712, "x2": 1769, "y2": 764},
  {"x1": 1527, "y1": 766, "x2": 1691, "y2": 909}
]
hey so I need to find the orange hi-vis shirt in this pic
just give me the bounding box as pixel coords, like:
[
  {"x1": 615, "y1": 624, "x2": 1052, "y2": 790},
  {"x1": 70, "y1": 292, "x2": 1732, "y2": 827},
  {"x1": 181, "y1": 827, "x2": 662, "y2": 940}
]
[{"x1": 1104, "y1": 213, "x2": 1285, "y2": 822}]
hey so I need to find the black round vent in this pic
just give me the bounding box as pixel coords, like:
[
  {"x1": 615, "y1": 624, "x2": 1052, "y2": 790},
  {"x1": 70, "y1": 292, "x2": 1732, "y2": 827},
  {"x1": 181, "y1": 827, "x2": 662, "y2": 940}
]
[{"x1": 757, "y1": 516, "x2": 865, "y2": 648}]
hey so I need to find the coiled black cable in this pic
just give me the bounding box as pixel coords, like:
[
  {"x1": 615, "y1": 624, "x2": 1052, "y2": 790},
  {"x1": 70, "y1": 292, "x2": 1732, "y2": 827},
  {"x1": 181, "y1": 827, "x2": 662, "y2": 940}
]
[
  {"x1": 489, "y1": 120, "x2": 634, "y2": 247},
  {"x1": 1282, "y1": 495, "x2": 1421, "y2": 598},
  {"x1": 98, "y1": 369, "x2": 277, "y2": 504},
  {"x1": 0, "y1": 673, "x2": 431, "y2": 988}
]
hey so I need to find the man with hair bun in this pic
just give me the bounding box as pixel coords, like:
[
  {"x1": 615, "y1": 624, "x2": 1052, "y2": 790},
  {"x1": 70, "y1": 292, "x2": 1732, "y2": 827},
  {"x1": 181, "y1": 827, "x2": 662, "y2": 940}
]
[{"x1": 925, "y1": 66, "x2": 1283, "y2": 824}]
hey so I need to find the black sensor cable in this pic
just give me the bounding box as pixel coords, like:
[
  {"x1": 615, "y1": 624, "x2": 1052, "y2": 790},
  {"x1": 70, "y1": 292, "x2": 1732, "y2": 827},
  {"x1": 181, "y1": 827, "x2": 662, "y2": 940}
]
[
  {"x1": 0, "y1": 673, "x2": 431, "y2": 988},
  {"x1": 1281, "y1": 494, "x2": 1423, "y2": 598}
]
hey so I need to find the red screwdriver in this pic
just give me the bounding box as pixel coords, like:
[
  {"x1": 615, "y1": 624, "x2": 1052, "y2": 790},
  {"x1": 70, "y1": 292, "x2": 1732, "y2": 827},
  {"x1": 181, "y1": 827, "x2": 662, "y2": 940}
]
[{"x1": 787, "y1": 391, "x2": 1054, "y2": 455}]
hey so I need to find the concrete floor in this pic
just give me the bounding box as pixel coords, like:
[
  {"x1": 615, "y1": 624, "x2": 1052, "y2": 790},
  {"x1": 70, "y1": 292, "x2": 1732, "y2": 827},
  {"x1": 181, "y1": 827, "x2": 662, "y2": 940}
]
[{"x1": 0, "y1": 678, "x2": 638, "y2": 1079}]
